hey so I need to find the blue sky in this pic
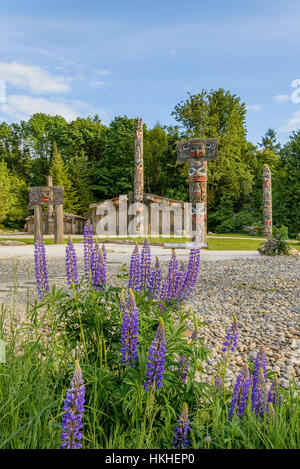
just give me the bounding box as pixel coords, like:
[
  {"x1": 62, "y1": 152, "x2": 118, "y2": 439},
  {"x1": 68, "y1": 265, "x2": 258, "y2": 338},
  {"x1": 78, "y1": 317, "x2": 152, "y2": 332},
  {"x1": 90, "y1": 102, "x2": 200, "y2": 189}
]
[{"x1": 0, "y1": 0, "x2": 300, "y2": 144}]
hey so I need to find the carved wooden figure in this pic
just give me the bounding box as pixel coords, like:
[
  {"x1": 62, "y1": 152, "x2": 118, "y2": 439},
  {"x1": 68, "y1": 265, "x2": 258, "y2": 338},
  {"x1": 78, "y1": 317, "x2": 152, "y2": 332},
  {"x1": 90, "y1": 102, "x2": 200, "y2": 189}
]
[
  {"x1": 263, "y1": 164, "x2": 272, "y2": 237},
  {"x1": 29, "y1": 183, "x2": 64, "y2": 243},
  {"x1": 133, "y1": 117, "x2": 144, "y2": 234},
  {"x1": 177, "y1": 138, "x2": 218, "y2": 243}
]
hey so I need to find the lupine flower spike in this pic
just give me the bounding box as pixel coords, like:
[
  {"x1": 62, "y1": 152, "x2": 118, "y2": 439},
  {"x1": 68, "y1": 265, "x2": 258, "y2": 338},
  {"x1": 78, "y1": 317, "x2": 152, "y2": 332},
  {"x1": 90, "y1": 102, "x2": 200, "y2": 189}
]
[
  {"x1": 178, "y1": 239, "x2": 200, "y2": 302},
  {"x1": 252, "y1": 367, "x2": 267, "y2": 417},
  {"x1": 159, "y1": 250, "x2": 179, "y2": 310},
  {"x1": 222, "y1": 314, "x2": 239, "y2": 353},
  {"x1": 65, "y1": 236, "x2": 79, "y2": 287},
  {"x1": 90, "y1": 241, "x2": 106, "y2": 291},
  {"x1": 144, "y1": 317, "x2": 166, "y2": 392},
  {"x1": 175, "y1": 260, "x2": 186, "y2": 298},
  {"x1": 61, "y1": 361, "x2": 85, "y2": 449},
  {"x1": 34, "y1": 231, "x2": 50, "y2": 299},
  {"x1": 228, "y1": 365, "x2": 251, "y2": 420},
  {"x1": 148, "y1": 256, "x2": 162, "y2": 299},
  {"x1": 83, "y1": 220, "x2": 93, "y2": 280},
  {"x1": 178, "y1": 356, "x2": 191, "y2": 383},
  {"x1": 101, "y1": 244, "x2": 107, "y2": 285},
  {"x1": 252, "y1": 345, "x2": 268, "y2": 412},
  {"x1": 173, "y1": 403, "x2": 191, "y2": 449},
  {"x1": 128, "y1": 243, "x2": 140, "y2": 291},
  {"x1": 214, "y1": 375, "x2": 223, "y2": 392},
  {"x1": 139, "y1": 239, "x2": 151, "y2": 291},
  {"x1": 163, "y1": 249, "x2": 179, "y2": 301},
  {"x1": 268, "y1": 375, "x2": 282, "y2": 406},
  {"x1": 121, "y1": 289, "x2": 139, "y2": 367}
]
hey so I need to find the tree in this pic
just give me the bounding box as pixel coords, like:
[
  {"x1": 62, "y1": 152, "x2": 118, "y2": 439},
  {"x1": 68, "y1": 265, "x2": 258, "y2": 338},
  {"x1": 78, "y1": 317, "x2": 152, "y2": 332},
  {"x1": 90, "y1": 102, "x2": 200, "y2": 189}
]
[
  {"x1": 59, "y1": 116, "x2": 105, "y2": 162},
  {"x1": 275, "y1": 131, "x2": 300, "y2": 237},
  {"x1": 92, "y1": 116, "x2": 135, "y2": 200},
  {"x1": 49, "y1": 142, "x2": 79, "y2": 213},
  {"x1": 68, "y1": 151, "x2": 92, "y2": 215},
  {"x1": 172, "y1": 89, "x2": 254, "y2": 231},
  {"x1": 0, "y1": 160, "x2": 15, "y2": 224},
  {"x1": 0, "y1": 160, "x2": 27, "y2": 227}
]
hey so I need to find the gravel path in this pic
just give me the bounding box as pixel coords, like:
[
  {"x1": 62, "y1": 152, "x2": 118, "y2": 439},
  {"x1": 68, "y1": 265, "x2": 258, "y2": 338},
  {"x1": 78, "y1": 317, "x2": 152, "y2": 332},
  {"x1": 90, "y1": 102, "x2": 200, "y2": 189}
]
[{"x1": 0, "y1": 254, "x2": 299, "y2": 388}]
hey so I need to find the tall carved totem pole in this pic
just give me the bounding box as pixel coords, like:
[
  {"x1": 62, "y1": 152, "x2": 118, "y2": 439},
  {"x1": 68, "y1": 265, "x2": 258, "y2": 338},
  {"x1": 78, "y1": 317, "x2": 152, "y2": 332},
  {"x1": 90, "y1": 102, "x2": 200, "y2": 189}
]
[
  {"x1": 263, "y1": 164, "x2": 272, "y2": 237},
  {"x1": 133, "y1": 117, "x2": 144, "y2": 234},
  {"x1": 177, "y1": 138, "x2": 218, "y2": 243}
]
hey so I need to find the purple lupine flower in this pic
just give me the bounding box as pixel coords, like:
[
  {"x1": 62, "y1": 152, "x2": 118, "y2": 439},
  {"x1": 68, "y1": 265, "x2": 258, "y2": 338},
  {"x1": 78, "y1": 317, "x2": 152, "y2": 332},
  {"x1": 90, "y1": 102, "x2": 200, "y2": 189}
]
[
  {"x1": 189, "y1": 328, "x2": 200, "y2": 342},
  {"x1": 222, "y1": 314, "x2": 239, "y2": 353},
  {"x1": 144, "y1": 317, "x2": 166, "y2": 392},
  {"x1": 253, "y1": 345, "x2": 268, "y2": 382},
  {"x1": 268, "y1": 376, "x2": 282, "y2": 406},
  {"x1": 173, "y1": 403, "x2": 191, "y2": 449},
  {"x1": 61, "y1": 361, "x2": 85, "y2": 449},
  {"x1": 90, "y1": 240, "x2": 99, "y2": 286},
  {"x1": 34, "y1": 232, "x2": 50, "y2": 299},
  {"x1": 252, "y1": 367, "x2": 268, "y2": 417},
  {"x1": 83, "y1": 220, "x2": 93, "y2": 280},
  {"x1": 175, "y1": 260, "x2": 186, "y2": 298},
  {"x1": 65, "y1": 236, "x2": 79, "y2": 287},
  {"x1": 90, "y1": 242, "x2": 106, "y2": 291},
  {"x1": 148, "y1": 257, "x2": 162, "y2": 299},
  {"x1": 214, "y1": 375, "x2": 223, "y2": 392},
  {"x1": 159, "y1": 250, "x2": 179, "y2": 308},
  {"x1": 252, "y1": 345, "x2": 268, "y2": 409},
  {"x1": 128, "y1": 243, "x2": 140, "y2": 291},
  {"x1": 228, "y1": 365, "x2": 251, "y2": 420},
  {"x1": 101, "y1": 243, "x2": 107, "y2": 285},
  {"x1": 139, "y1": 239, "x2": 151, "y2": 291},
  {"x1": 121, "y1": 289, "x2": 139, "y2": 367},
  {"x1": 178, "y1": 240, "x2": 200, "y2": 302},
  {"x1": 178, "y1": 356, "x2": 190, "y2": 383}
]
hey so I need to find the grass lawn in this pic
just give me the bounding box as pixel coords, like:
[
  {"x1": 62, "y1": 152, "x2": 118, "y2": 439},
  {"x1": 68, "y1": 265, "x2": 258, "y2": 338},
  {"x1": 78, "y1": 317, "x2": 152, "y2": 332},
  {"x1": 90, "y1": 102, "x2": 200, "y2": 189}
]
[{"x1": 1, "y1": 236, "x2": 299, "y2": 251}]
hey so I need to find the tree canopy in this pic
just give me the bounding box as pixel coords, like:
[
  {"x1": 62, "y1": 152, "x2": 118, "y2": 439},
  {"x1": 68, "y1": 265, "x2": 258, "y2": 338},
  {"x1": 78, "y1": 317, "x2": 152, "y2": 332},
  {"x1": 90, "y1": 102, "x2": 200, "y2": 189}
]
[{"x1": 0, "y1": 89, "x2": 299, "y2": 237}]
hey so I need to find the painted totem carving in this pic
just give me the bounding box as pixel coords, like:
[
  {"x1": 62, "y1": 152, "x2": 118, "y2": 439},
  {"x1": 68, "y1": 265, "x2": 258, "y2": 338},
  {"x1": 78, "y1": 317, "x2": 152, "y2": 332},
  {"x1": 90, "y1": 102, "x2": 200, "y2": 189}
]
[
  {"x1": 133, "y1": 117, "x2": 144, "y2": 234},
  {"x1": 263, "y1": 164, "x2": 272, "y2": 237},
  {"x1": 189, "y1": 160, "x2": 207, "y2": 242},
  {"x1": 29, "y1": 183, "x2": 64, "y2": 243},
  {"x1": 177, "y1": 138, "x2": 218, "y2": 243}
]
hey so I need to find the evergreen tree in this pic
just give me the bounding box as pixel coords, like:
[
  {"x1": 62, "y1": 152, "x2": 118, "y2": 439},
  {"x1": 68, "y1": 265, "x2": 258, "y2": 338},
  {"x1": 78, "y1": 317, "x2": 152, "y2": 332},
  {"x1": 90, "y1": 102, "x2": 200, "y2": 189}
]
[
  {"x1": 49, "y1": 142, "x2": 79, "y2": 214},
  {"x1": 68, "y1": 151, "x2": 92, "y2": 215}
]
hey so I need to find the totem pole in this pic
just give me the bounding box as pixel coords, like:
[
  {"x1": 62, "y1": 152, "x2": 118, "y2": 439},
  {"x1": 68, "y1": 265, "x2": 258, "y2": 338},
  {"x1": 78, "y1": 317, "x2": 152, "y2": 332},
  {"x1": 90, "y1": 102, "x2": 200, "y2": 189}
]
[
  {"x1": 263, "y1": 164, "x2": 272, "y2": 237},
  {"x1": 133, "y1": 117, "x2": 144, "y2": 235},
  {"x1": 177, "y1": 138, "x2": 218, "y2": 243},
  {"x1": 29, "y1": 184, "x2": 64, "y2": 243}
]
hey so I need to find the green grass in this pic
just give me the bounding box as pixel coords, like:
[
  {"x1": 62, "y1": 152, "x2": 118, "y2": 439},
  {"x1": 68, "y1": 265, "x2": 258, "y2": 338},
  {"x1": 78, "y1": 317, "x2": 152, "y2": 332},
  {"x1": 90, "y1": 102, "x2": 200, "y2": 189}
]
[
  {"x1": 207, "y1": 238, "x2": 262, "y2": 250},
  {"x1": 0, "y1": 268, "x2": 299, "y2": 449},
  {"x1": 1, "y1": 236, "x2": 299, "y2": 251}
]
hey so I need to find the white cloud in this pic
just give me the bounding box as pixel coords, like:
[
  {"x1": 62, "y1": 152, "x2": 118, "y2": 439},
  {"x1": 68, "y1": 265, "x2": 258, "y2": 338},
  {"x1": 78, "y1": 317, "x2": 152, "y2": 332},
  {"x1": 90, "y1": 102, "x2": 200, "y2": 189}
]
[
  {"x1": 273, "y1": 94, "x2": 290, "y2": 103},
  {"x1": 246, "y1": 104, "x2": 263, "y2": 112},
  {"x1": 1, "y1": 94, "x2": 79, "y2": 121},
  {"x1": 280, "y1": 110, "x2": 300, "y2": 132},
  {"x1": 0, "y1": 61, "x2": 71, "y2": 94},
  {"x1": 90, "y1": 80, "x2": 105, "y2": 87},
  {"x1": 95, "y1": 69, "x2": 110, "y2": 76}
]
